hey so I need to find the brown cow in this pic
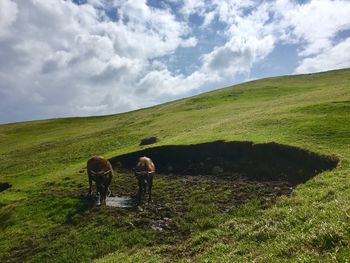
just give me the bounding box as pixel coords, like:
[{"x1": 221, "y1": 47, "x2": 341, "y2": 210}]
[
  {"x1": 87, "y1": 156, "x2": 113, "y2": 206},
  {"x1": 135, "y1": 156, "x2": 155, "y2": 204}
]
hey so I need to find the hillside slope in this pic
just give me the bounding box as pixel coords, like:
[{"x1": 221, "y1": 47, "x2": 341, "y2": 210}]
[{"x1": 0, "y1": 68, "x2": 350, "y2": 262}]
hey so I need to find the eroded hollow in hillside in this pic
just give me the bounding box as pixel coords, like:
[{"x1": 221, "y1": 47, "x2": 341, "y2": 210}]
[{"x1": 110, "y1": 141, "x2": 338, "y2": 185}]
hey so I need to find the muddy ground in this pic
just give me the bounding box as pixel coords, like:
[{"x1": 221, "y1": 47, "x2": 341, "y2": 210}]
[
  {"x1": 51, "y1": 171, "x2": 294, "y2": 237},
  {"x1": 100, "y1": 172, "x2": 294, "y2": 238}
]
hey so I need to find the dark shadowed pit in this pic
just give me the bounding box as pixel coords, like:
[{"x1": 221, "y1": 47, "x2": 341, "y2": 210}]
[{"x1": 110, "y1": 141, "x2": 338, "y2": 185}]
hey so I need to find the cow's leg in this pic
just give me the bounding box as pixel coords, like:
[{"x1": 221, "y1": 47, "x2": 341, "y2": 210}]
[
  {"x1": 88, "y1": 175, "x2": 93, "y2": 196},
  {"x1": 137, "y1": 178, "x2": 144, "y2": 205},
  {"x1": 101, "y1": 187, "x2": 107, "y2": 206},
  {"x1": 96, "y1": 183, "x2": 102, "y2": 205},
  {"x1": 98, "y1": 185, "x2": 107, "y2": 206},
  {"x1": 106, "y1": 172, "x2": 112, "y2": 197},
  {"x1": 148, "y1": 175, "x2": 153, "y2": 202}
]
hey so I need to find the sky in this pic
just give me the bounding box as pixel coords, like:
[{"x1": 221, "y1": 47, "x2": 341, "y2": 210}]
[{"x1": 1, "y1": 0, "x2": 350, "y2": 124}]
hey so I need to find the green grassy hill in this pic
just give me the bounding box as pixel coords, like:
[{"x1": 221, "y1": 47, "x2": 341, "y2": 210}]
[{"x1": 1, "y1": 68, "x2": 350, "y2": 262}]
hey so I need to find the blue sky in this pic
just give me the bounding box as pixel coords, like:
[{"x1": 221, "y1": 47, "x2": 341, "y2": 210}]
[{"x1": 1, "y1": 0, "x2": 350, "y2": 124}]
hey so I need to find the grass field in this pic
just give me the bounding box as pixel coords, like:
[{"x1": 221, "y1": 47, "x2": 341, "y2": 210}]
[{"x1": 1, "y1": 68, "x2": 350, "y2": 262}]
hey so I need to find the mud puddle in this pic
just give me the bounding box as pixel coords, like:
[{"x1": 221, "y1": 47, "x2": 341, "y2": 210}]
[
  {"x1": 106, "y1": 196, "x2": 136, "y2": 208},
  {"x1": 93, "y1": 196, "x2": 136, "y2": 208}
]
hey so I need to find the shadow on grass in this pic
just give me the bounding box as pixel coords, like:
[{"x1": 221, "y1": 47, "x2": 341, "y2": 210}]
[{"x1": 64, "y1": 195, "x2": 96, "y2": 225}]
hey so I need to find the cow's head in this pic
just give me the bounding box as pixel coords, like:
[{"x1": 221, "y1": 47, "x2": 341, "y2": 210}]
[
  {"x1": 90, "y1": 170, "x2": 111, "y2": 177},
  {"x1": 135, "y1": 171, "x2": 151, "y2": 186}
]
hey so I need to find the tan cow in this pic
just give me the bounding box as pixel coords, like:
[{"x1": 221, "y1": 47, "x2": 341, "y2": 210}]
[
  {"x1": 135, "y1": 156, "x2": 155, "y2": 204},
  {"x1": 87, "y1": 156, "x2": 113, "y2": 206}
]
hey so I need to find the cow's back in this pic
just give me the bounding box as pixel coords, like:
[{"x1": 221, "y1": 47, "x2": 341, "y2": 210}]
[
  {"x1": 136, "y1": 156, "x2": 156, "y2": 173},
  {"x1": 87, "y1": 156, "x2": 112, "y2": 172}
]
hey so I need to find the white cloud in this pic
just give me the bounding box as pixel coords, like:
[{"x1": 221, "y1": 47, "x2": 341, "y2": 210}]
[
  {"x1": 0, "y1": 0, "x2": 198, "y2": 123},
  {"x1": 201, "y1": 11, "x2": 216, "y2": 28},
  {"x1": 192, "y1": 0, "x2": 350, "y2": 76},
  {"x1": 295, "y1": 37, "x2": 350, "y2": 73},
  {"x1": 135, "y1": 69, "x2": 214, "y2": 97},
  {"x1": 180, "y1": 0, "x2": 206, "y2": 17},
  {"x1": 182, "y1": 0, "x2": 275, "y2": 83},
  {"x1": 131, "y1": 0, "x2": 276, "y2": 97},
  {"x1": 0, "y1": 0, "x2": 18, "y2": 37},
  {"x1": 269, "y1": 0, "x2": 350, "y2": 73},
  {"x1": 201, "y1": 35, "x2": 275, "y2": 78},
  {"x1": 273, "y1": 0, "x2": 350, "y2": 57},
  {"x1": 113, "y1": 0, "x2": 196, "y2": 57}
]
